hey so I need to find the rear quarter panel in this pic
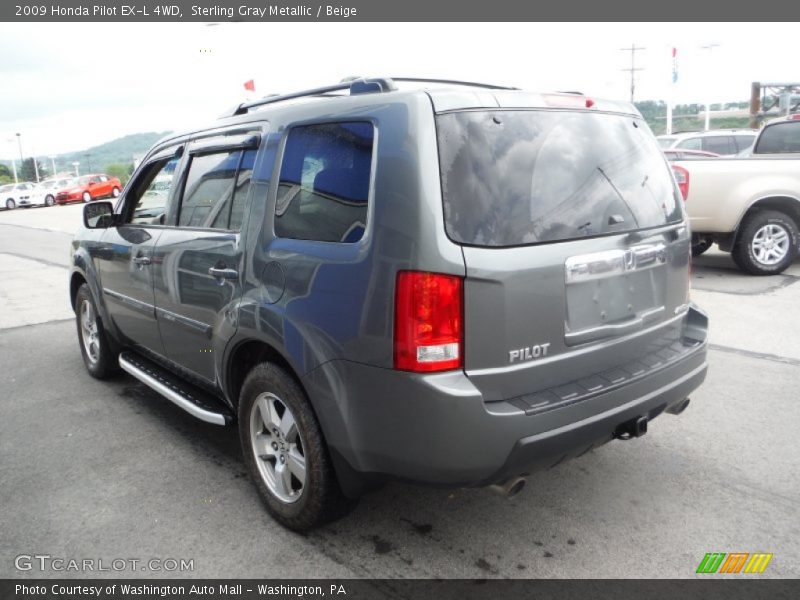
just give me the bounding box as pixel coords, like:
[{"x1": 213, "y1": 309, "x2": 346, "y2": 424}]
[{"x1": 677, "y1": 157, "x2": 800, "y2": 233}]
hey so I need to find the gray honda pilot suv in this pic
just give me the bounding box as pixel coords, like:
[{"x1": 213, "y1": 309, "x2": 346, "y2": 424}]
[{"x1": 69, "y1": 77, "x2": 708, "y2": 530}]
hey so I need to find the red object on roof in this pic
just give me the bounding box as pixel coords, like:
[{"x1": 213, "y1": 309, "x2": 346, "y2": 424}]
[{"x1": 244, "y1": 79, "x2": 255, "y2": 92}]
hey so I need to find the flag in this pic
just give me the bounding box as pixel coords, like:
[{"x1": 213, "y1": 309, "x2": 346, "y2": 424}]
[
  {"x1": 243, "y1": 79, "x2": 255, "y2": 92},
  {"x1": 671, "y1": 48, "x2": 678, "y2": 83}
]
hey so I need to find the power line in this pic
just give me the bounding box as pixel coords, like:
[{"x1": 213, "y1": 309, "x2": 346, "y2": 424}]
[{"x1": 620, "y1": 44, "x2": 646, "y2": 103}]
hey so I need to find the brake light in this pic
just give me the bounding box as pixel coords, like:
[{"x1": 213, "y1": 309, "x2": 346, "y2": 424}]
[
  {"x1": 672, "y1": 165, "x2": 690, "y2": 201},
  {"x1": 542, "y1": 93, "x2": 594, "y2": 109},
  {"x1": 394, "y1": 271, "x2": 463, "y2": 372}
]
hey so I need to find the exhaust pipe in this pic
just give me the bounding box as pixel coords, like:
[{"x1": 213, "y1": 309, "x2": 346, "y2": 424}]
[
  {"x1": 489, "y1": 476, "x2": 527, "y2": 497},
  {"x1": 666, "y1": 397, "x2": 691, "y2": 415}
]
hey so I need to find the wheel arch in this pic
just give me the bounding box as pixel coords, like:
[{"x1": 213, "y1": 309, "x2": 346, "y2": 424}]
[{"x1": 733, "y1": 195, "x2": 800, "y2": 247}]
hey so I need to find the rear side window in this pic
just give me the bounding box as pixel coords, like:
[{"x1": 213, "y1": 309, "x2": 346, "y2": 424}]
[
  {"x1": 436, "y1": 110, "x2": 682, "y2": 247},
  {"x1": 676, "y1": 137, "x2": 702, "y2": 151},
  {"x1": 178, "y1": 150, "x2": 243, "y2": 229},
  {"x1": 274, "y1": 122, "x2": 374, "y2": 243},
  {"x1": 755, "y1": 122, "x2": 800, "y2": 153},
  {"x1": 702, "y1": 136, "x2": 735, "y2": 155},
  {"x1": 735, "y1": 135, "x2": 755, "y2": 152}
]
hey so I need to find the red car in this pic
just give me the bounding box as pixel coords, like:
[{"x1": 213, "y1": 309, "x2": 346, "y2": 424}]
[{"x1": 55, "y1": 174, "x2": 122, "y2": 205}]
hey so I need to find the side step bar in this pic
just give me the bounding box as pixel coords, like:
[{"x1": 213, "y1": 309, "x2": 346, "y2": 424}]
[{"x1": 119, "y1": 351, "x2": 233, "y2": 426}]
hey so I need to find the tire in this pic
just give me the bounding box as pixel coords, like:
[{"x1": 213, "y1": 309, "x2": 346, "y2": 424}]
[
  {"x1": 82, "y1": 191, "x2": 92, "y2": 203},
  {"x1": 691, "y1": 240, "x2": 712, "y2": 256},
  {"x1": 74, "y1": 284, "x2": 119, "y2": 379},
  {"x1": 45, "y1": 195, "x2": 55, "y2": 207},
  {"x1": 732, "y1": 210, "x2": 799, "y2": 275},
  {"x1": 5, "y1": 198, "x2": 15, "y2": 210},
  {"x1": 112, "y1": 187, "x2": 121, "y2": 198},
  {"x1": 239, "y1": 362, "x2": 355, "y2": 531}
]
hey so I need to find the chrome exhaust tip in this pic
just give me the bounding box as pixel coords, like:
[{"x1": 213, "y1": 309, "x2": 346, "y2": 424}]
[{"x1": 489, "y1": 476, "x2": 527, "y2": 497}]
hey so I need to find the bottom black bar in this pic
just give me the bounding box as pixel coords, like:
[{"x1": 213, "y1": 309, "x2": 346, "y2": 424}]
[{"x1": 1, "y1": 579, "x2": 797, "y2": 600}]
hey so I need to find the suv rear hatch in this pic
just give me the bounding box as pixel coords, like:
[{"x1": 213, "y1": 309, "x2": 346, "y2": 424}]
[{"x1": 436, "y1": 107, "x2": 691, "y2": 409}]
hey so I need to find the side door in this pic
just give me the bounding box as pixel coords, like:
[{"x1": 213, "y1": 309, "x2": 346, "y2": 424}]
[
  {"x1": 97, "y1": 175, "x2": 112, "y2": 197},
  {"x1": 88, "y1": 175, "x2": 103, "y2": 199},
  {"x1": 150, "y1": 132, "x2": 260, "y2": 384},
  {"x1": 94, "y1": 148, "x2": 184, "y2": 354}
]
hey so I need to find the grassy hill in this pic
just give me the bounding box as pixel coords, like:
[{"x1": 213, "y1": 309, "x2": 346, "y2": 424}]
[{"x1": 56, "y1": 131, "x2": 171, "y2": 173}]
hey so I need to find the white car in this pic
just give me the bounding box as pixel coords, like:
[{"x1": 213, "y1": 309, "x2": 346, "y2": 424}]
[
  {"x1": 30, "y1": 177, "x2": 76, "y2": 207},
  {"x1": 657, "y1": 130, "x2": 758, "y2": 156},
  {"x1": 1, "y1": 182, "x2": 38, "y2": 209}
]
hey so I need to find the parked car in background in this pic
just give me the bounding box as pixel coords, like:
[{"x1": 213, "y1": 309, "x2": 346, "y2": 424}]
[
  {"x1": 663, "y1": 149, "x2": 720, "y2": 160},
  {"x1": 657, "y1": 130, "x2": 757, "y2": 156},
  {"x1": 1, "y1": 181, "x2": 38, "y2": 209},
  {"x1": 31, "y1": 177, "x2": 76, "y2": 207},
  {"x1": 55, "y1": 174, "x2": 122, "y2": 205}
]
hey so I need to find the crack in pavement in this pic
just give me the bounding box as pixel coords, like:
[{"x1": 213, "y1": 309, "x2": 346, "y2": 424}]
[{"x1": 708, "y1": 343, "x2": 800, "y2": 367}]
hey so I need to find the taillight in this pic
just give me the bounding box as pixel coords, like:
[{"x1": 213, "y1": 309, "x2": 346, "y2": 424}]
[
  {"x1": 672, "y1": 165, "x2": 690, "y2": 201},
  {"x1": 394, "y1": 271, "x2": 463, "y2": 373}
]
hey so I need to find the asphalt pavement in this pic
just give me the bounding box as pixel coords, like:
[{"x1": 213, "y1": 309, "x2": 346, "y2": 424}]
[{"x1": 1, "y1": 204, "x2": 798, "y2": 579}]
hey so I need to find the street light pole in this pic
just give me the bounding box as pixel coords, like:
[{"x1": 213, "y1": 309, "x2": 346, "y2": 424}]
[
  {"x1": 701, "y1": 43, "x2": 720, "y2": 132},
  {"x1": 49, "y1": 156, "x2": 56, "y2": 177},
  {"x1": 72, "y1": 162, "x2": 80, "y2": 176},
  {"x1": 15, "y1": 133, "x2": 24, "y2": 165},
  {"x1": 10, "y1": 157, "x2": 18, "y2": 184}
]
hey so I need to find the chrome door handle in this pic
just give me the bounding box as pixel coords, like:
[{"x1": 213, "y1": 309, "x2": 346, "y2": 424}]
[
  {"x1": 208, "y1": 266, "x2": 239, "y2": 280},
  {"x1": 132, "y1": 256, "x2": 151, "y2": 266}
]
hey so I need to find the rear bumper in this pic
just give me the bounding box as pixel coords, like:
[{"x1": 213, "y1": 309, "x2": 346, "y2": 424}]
[{"x1": 303, "y1": 309, "x2": 708, "y2": 496}]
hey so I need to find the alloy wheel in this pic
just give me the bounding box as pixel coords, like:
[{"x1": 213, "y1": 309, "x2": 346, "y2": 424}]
[
  {"x1": 751, "y1": 223, "x2": 790, "y2": 266},
  {"x1": 79, "y1": 300, "x2": 100, "y2": 365}
]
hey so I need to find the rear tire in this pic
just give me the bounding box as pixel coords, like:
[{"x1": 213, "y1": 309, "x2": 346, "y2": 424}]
[
  {"x1": 45, "y1": 195, "x2": 55, "y2": 207},
  {"x1": 74, "y1": 284, "x2": 119, "y2": 379},
  {"x1": 82, "y1": 191, "x2": 92, "y2": 203},
  {"x1": 732, "y1": 210, "x2": 798, "y2": 275},
  {"x1": 112, "y1": 187, "x2": 121, "y2": 198},
  {"x1": 239, "y1": 362, "x2": 355, "y2": 531}
]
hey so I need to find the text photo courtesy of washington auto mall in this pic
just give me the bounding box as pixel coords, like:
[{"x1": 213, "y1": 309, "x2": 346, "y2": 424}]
[{"x1": 0, "y1": 6, "x2": 799, "y2": 598}]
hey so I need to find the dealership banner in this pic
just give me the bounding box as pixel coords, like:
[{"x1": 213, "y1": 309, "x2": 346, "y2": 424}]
[
  {"x1": 3, "y1": 0, "x2": 800, "y2": 21},
  {"x1": 2, "y1": 579, "x2": 798, "y2": 600}
]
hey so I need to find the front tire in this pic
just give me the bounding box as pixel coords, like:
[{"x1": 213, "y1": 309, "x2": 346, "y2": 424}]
[
  {"x1": 74, "y1": 284, "x2": 119, "y2": 379},
  {"x1": 5, "y1": 198, "x2": 15, "y2": 210},
  {"x1": 239, "y1": 363, "x2": 355, "y2": 531},
  {"x1": 82, "y1": 191, "x2": 92, "y2": 203},
  {"x1": 732, "y1": 210, "x2": 798, "y2": 275}
]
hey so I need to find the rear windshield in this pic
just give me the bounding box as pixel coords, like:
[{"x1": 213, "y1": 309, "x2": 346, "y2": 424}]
[
  {"x1": 436, "y1": 110, "x2": 683, "y2": 247},
  {"x1": 755, "y1": 122, "x2": 800, "y2": 154}
]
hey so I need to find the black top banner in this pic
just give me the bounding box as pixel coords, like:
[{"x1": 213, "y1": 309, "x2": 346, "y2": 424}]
[{"x1": 4, "y1": 0, "x2": 800, "y2": 21}]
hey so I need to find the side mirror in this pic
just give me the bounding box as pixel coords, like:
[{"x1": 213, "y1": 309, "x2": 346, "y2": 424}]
[{"x1": 84, "y1": 201, "x2": 116, "y2": 229}]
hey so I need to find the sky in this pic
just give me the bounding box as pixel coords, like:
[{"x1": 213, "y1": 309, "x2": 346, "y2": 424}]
[{"x1": 0, "y1": 21, "x2": 797, "y2": 160}]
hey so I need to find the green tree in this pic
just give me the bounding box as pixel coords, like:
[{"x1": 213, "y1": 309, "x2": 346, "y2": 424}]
[
  {"x1": 105, "y1": 162, "x2": 135, "y2": 186},
  {"x1": 0, "y1": 163, "x2": 13, "y2": 184},
  {"x1": 18, "y1": 158, "x2": 47, "y2": 182}
]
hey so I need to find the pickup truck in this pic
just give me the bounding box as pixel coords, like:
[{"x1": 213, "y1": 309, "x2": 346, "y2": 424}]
[{"x1": 673, "y1": 115, "x2": 800, "y2": 275}]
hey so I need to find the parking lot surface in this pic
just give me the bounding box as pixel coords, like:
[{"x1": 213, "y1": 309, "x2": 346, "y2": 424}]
[{"x1": 1, "y1": 205, "x2": 798, "y2": 579}]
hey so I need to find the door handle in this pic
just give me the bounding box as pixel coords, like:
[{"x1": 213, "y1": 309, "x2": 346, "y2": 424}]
[
  {"x1": 208, "y1": 266, "x2": 239, "y2": 280},
  {"x1": 132, "y1": 255, "x2": 151, "y2": 266}
]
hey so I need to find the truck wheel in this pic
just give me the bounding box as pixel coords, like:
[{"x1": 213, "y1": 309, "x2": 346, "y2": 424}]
[
  {"x1": 691, "y1": 240, "x2": 712, "y2": 257},
  {"x1": 239, "y1": 362, "x2": 355, "y2": 531},
  {"x1": 75, "y1": 284, "x2": 119, "y2": 378},
  {"x1": 732, "y1": 210, "x2": 798, "y2": 275}
]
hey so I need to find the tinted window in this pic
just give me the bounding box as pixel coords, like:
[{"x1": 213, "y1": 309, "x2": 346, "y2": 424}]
[
  {"x1": 702, "y1": 136, "x2": 734, "y2": 155},
  {"x1": 675, "y1": 137, "x2": 702, "y2": 150},
  {"x1": 178, "y1": 151, "x2": 242, "y2": 228},
  {"x1": 128, "y1": 157, "x2": 180, "y2": 225},
  {"x1": 735, "y1": 135, "x2": 755, "y2": 152},
  {"x1": 275, "y1": 122, "x2": 374, "y2": 243},
  {"x1": 755, "y1": 122, "x2": 800, "y2": 154},
  {"x1": 436, "y1": 110, "x2": 682, "y2": 247}
]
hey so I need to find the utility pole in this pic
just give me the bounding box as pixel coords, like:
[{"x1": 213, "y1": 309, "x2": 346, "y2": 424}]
[{"x1": 621, "y1": 44, "x2": 646, "y2": 103}]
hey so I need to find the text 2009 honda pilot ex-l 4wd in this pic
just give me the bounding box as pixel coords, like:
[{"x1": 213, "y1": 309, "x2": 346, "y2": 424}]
[{"x1": 69, "y1": 77, "x2": 708, "y2": 531}]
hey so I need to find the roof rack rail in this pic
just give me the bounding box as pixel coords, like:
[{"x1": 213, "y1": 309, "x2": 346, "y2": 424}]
[
  {"x1": 390, "y1": 77, "x2": 519, "y2": 91},
  {"x1": 222, "y1": 76, "x2": 519, "y2": 118}
]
